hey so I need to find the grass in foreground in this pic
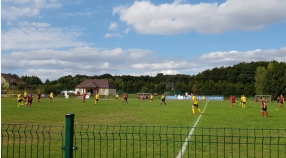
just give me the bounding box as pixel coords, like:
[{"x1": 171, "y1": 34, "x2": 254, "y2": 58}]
[{"x1": 1, "y1": 97, "x2": 286, "y2": 157}]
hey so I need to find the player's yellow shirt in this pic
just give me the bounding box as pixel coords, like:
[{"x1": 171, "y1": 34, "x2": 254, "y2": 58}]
[
  {"x1": 241, "y1": 96, "x2": 246, "y2": 102},
  {"x1": 150, "y1": 95, "x2": 153, "y2": 99},
  {"x1": 17, "y1": 93, "x2": 22, "y2": 100},
  {"x1": 24, "y1": 91, "x2": 27, "y2": 97},
  {"x1": 192, "y1": 96, "x2": 198, "y2": 104},
  {"x1": 95, "y1": 94, "x2": 99, "y2": 99},
  {"x1": 50, "y1": 92, "x2": 54, "y2": 98},
  {"x1": 116, "y1": 94, "x2": 119, "y2": 98}
]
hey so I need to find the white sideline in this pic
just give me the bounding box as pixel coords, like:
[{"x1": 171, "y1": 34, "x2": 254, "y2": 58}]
[{"x1": 176, "y1": 100, "x2": 209, "y2": 158}]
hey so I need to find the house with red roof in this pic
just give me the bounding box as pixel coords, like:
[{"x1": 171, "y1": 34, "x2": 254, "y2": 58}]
[
  {"x1": 75, "y1": 79, "x2": 116, "y2": 95},
  {"x1": 1, "y1": 73, "x2": 26, "y2": 88}
]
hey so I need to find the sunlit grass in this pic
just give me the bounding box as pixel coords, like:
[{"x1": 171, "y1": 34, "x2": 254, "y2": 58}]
[{"x1": 1, "y1": 96, "x2": 286, "y2": 157}]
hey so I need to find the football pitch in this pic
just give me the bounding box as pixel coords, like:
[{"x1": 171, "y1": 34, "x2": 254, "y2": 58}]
[
  {"x1": 1, "y1": 97, "x2": 286, "y2": 157},
  {"x1": 2, "y1": 97, "x2": 285, "y2": 127}
]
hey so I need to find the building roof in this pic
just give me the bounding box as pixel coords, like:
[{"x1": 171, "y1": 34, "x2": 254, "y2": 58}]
[
  {"x1": 75, "y1": 79, "x2": 116, "y2": 89},
  {"x1": 1, "y1": 73, "x2": 26, "y2": 84}
]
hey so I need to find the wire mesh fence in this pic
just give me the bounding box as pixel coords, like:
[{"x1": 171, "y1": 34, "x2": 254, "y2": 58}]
[
  {"x1": 2, "y1": 123, "x2": 286, "y2": 158},
  {"x1": 1, "y1": 124, "x2": 64, "y2": 158}
]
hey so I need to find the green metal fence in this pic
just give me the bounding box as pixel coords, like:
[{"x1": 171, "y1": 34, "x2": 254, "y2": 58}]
[
  {"x1": 1, "y1": 124, "x2": 64, "y2": 158},
  {"x1": 2, "y1": 114, "x2": 286, "y2": 158}
]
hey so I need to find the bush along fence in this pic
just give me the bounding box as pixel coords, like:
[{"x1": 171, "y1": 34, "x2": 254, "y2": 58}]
[{"x1": 2, "y1": 114, "x2": 286, "y2": 158}]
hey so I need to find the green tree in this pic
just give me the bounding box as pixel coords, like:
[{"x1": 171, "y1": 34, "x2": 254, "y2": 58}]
[
  {"x1": 263, "y1": 61, "x2": 286, "y2": 98},
  {"x1": 254, "y1": 66, "x2": 267, "y2": 95}
]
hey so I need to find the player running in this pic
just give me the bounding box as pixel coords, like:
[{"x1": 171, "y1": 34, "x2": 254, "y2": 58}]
[
  {"x1": 17, "y1": 92, "x2": 24, "y2": 107},
  {"x1": 123, "y1": 93, "x2": 128, "y2": 104},
  {"x1": 24, "y1": 91, "x2": 28, "y2": 105},
  {"x1": 191, "y1": 93, "x2": 203, "y2": 115},
  {"x1": 49, "y1": 91, "x2": 54, "y2": 102},
  {"x1": 202, "y1": 95, "x2": 206, "y2": 103},
  {"x1": 37, "y1": 91, "x2": 41, "y2": 103},
  {"x1": 95, "y1": 93, "x2": 99, "y2": 105},
  {"x1": 115, "y1": 93, "x2": 119, "y2": 101},
  {"x1": 160, "y1": 93, "x2": 166, "y2": 105},
  {"x1": 26, "y1": 92, "x2": 33, "y2": 107},
  {"x1": 150, "y1": 94, "x2": 154, "y2": 103}
]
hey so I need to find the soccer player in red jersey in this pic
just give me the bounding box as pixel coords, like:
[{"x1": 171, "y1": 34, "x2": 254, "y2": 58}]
[
  {"x1": 279, "y1": 95, "x2": 284, "y2": 108},
  {"x1": 230, "y1": 95, "x2": 236, "y2": 108},
  {"x1": 37, "y1": 91, "x2": 41, "y2": 103},
  {"x1": 123, "y1": 93, "x2": 128, "y2": 104},
  {"x1": 27, "y1": 92, "x2": 33, "y2": 107},
  {"x1": 260, "y1": 98, "x2": 268, "y2": 117},
  {"x1": 83, "y1": 93, "x2": 87, "y2": 103}
]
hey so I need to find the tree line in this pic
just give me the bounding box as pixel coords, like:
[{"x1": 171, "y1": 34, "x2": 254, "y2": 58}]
[{"x1": 20, "y1": 61, "x2": 286, "y2": 98}]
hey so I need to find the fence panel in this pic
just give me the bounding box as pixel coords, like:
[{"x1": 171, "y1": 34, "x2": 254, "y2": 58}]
[
  {"x1": 2, "y1": 124, "x2": 286, "y2": 158},
  {"x1": 1, "y1": 124, "x2": 64, "y2": 158},
  {"x1": 73, "y1": 125, "x2": 286, "y2": 158}
]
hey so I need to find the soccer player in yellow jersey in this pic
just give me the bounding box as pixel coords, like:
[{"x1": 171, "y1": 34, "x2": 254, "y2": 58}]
[
  {"x1": 115, "y1": 93, "x2": 119, "y2": 101},
  {"x1": 23, "y1": 91, "x2": 28, "y2": 104},
  {"x1": 95, "y1": 93, "x2": 99, "y2": 104},
  {"x1": 241, "y1": 95, "x2": 246, "y2": 108},
  {"x1": 150, "y1": 94, "x2": 154, "y2": 102},
  {"x1": 191, "y1": 93, "x2": 203, "y2": 115},
  {"x1": 17, "y1": 92, "x2": 24, "y2": 107},
  {"x1": 49, "y1": 92, "x2": 54, "y2": 102},
  {"x1": 202, "y1": 95, "x2": 206, "y2": 103}
]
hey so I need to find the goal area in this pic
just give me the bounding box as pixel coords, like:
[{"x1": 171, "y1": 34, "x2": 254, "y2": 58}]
[{"x1": 255, "y1": 95, "x2": 272, "y2": 102}]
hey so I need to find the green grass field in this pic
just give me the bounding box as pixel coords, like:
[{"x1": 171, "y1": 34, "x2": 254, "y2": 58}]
[
  {"x1": 2, "y1": 96, "x2": 285, "y2": 127},
  {"x1": 1, "y1": 96, "x2": 286, "y2": 157}
]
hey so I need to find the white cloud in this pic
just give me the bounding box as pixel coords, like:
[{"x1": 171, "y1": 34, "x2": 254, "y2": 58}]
[
  {"x1": 59, "y1": 11, "x2": 98, "y2": 17},
  {"x1": 124, "y1": 27, "x2": 130, "y2": 34},
  {"x1": 104, "y1": 33, "x2": 122, "y2": 38},
  {"x1": 2, "y1": 46, "x2": 285, "y2": 81},
  {"x1": 18, "y1": 21, "x2": 50, "y2": 27},
  {"x1": 109, "y1": 22, "x2": 118, "y2": 30},
  {"x1": 1, "y1": 0, "x2": 61, "y2": 20},
  {"x1": 1, "y1": 23, "x2": 91, "y2": 50},
  {"x1": 198, "y1": 47, "x2": 286, "y2": 67},
  {"x1": 113, "y1": 0, "x2": 286, "y2": 34}
]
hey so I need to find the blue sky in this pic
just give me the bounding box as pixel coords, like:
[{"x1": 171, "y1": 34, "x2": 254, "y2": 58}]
[{"x1": 1, "y1": 0, "x2": 286, "y2": 82}]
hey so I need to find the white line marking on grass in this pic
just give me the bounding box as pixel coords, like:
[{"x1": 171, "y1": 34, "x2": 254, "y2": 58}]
[{"x1": 176, "y1": 100, "x2": 210, "y2": 158}]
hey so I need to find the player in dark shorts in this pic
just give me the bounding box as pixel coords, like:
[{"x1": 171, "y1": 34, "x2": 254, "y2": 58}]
[
  {"x1": 279, "y1": 95, "x2": 284, "y2": 108},
  {"x1": 27, "y1": 93, "x2": 33, "y2": 107},
  {"x1": 160, "y1": 94, "x2": 166, "y2": 105},
  {"x1": 37, "y1": 91, "x2": 41, "y2": 103},
  {"x1": 260, "y1": 98, "x2": 268, "y2": 117},
  {"x1": 123, "y1": 93, "x2": 128, "y2": 104}
]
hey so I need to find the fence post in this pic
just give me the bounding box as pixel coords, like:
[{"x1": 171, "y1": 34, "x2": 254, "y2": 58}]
[{"x1": 65, "y1": 114, "x2": 75, "y2": 158}]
